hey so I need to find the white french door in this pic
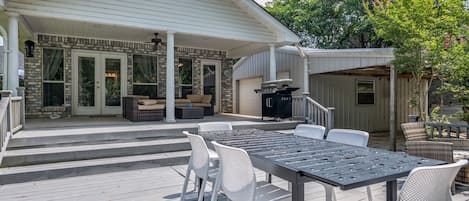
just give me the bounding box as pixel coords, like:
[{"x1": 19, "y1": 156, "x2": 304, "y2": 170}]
[
  {"x1": 72, "y1": 50, "x2": 127, "y2": 115},
  {"x1": 201, "y1": 60, "x2": 221, "y2": 113}
]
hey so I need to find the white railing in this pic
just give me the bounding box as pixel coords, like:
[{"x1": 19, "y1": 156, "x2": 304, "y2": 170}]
[
  {"x1": 292, "y1": 95, "x2": 335, "y2": 130},
  {"x1": 292, "y1": 96, "x2": 305, "y2": 119},
  {"x1": 0, "y1": 88, "x2": 25, "y2": 165}
]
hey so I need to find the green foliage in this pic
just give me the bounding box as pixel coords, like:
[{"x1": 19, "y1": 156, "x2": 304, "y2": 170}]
[
  {"x1": 367, "y1": 0, "x2": 469, "y2": 120},
  {"x1": 430, "y1": 106, "x2": 450, "y2": 124},
  {"x1": 266, "y1": 0, "x2": 384, "y2": 48}
]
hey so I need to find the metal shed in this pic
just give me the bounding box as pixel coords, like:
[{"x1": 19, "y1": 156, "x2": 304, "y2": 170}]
[{"x1": 233, "y1": 46, "x2": 426, "y2": 133}]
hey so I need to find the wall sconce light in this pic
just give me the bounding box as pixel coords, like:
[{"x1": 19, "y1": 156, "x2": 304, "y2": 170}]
[{"x1": 25, "y1": 40, "x2": 35, "y2": 57}]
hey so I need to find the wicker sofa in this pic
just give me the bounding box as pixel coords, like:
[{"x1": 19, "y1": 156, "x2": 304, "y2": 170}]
[
  {"x1": 402, "y1": 122, "x2": 469, "y2": 185},
  {"x1": 122, "y1": 96, "x2": 165, "y2": 121},
  {"x1": 156, "y1": 95, "x2": 214, "y2": 115}
]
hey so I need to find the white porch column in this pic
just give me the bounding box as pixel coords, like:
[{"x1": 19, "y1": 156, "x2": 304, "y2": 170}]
[
  {"x1": 269, "y1": 44, "x2": 276, "y2": 81},
  {"x1": 389, "y1": 64, "x2": 397, "y2": 151},
  {"x1": 165, "y1": 31, "x2": 176, "y2": 122},
  {"x1": 7, "y1": 12, "x2": 19, "y2": 95}
]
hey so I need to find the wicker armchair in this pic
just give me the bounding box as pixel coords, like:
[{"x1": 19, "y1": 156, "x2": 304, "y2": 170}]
[
  {"x1": 122, "y1": 96, "x2": 164, "y2": 121},
  {"x1": 402, "y1": 122, "x2": 469, "y2": 185},
  {"x1": 406, "y1": 141, "x2": 456, "y2": 193},
  {"x1": 401, "y1": 122, "x2": 428, "y2": 141}
]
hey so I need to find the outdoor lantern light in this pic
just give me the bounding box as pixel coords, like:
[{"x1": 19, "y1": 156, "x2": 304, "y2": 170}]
[{"x1": 25, "y1": 40, "x2": 35, "y2": 57}]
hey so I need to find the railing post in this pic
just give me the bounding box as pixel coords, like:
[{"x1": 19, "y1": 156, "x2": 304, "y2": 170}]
[
  {"x1": 327, "y1": 107, "x2": 335, "y2": 131},
  {"x1": 1, "y1": 91, "x2": 12, "y2": 133},
  {"x1": 303, "y1": 92, "x2": 309, "y2": 123},
  {"x1": 17, "y1": 87, "x2": 25, "y2": 129}
]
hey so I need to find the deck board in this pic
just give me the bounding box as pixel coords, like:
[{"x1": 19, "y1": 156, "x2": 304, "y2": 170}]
[{"x1": 1, "y1": 165, "x2": 468, "y2": 201}]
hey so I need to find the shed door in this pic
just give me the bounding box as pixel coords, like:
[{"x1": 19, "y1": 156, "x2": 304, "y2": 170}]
[{"x1": 239, "y1": 77, "x2": 262, "y2": 116}]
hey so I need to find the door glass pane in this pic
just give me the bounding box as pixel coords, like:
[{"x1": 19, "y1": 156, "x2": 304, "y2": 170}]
[
  {"x1": 203, "y1": 64, "x2": 216, "y2": 104},
  {"x1": 105, "y1": 58, "x2": 121, "y2": 106},
  {"x1": 78, "y1": 57, "x2": 95, "y2": 106}
]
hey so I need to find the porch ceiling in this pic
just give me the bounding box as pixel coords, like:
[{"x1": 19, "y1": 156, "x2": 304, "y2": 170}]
[{"x1": 23, "y1": 16, "x2": 270, "y2": 58}]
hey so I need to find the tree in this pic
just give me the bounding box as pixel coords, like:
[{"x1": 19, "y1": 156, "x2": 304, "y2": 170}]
[
  {"x1": 367, "y1": 0, "x2": 469, "y2": 121},
  {"x1": 266, "y1": 0, "x2": 385, "y2": 48}
]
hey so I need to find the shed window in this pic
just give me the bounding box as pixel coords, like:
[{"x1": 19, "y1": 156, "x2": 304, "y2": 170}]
[
  {"x1": 356, "y1": 80, "x2": 375, "y2": 105},
  {"x1": 178, "y1": 58, "x2": 192, "y2": 98},
  {"x1": 43, "y1": 48, "x2": 65, "y2": 107},
  {"x1": 133, "y1": 55, "x2": 158, "y2": 98}
]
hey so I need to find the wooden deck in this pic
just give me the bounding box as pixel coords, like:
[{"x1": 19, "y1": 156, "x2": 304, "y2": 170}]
[
  {"x1": 1, "y1": 164, "x2": 468, "y2": 201},
  {"x1": 1, "y1": 119, "x2": 468, "y2": 200}
]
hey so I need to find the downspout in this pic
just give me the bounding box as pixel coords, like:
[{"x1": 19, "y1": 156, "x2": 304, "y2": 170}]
[{"x1": 296, "y1": 45, "x2": 309, "y2": 123}]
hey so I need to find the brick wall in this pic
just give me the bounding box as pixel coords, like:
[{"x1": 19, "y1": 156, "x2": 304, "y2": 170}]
[{"x1": 24, "y1": 34, "x2": 233, "y2": 117}]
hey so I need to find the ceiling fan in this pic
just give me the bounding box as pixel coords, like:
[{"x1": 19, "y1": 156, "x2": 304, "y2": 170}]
[{"x1": 148, "y1": 33, "x2": 165, "y2": 51}]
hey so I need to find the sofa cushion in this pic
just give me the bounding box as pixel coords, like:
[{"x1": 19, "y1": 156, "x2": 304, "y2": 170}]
[
  {"x1": 138, "y1": 104, "x2": 165, "y2": 111},
  {"x1": 187, "y1": 95, "x2": 203, "y2": 103},
  {"x1": 201, "y1": 95, "x2": 212, "y2": 104},
  {"x1": 176, "y1": 99, "x2": 191, "y2": 104},
  {"x1": 127, "y1": 95, "x2": 149, "y2": 99},
  {"x1": 192, "y1": 103, "x2": 211, "y2": 107},
  {"x1": 138, "y1": 99, "x2": 158, "y2": 105}
]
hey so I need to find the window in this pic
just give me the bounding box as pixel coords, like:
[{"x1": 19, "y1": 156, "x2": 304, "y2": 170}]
[
  {"x1": 43, "y1": 48, "x2": 64, "y2": 107},
  {"x1": 356, "y1": 80, "x2": 375, "y2": 105},
  {"x1": 178, "y1": 58, "x2": 192, "y2": 98},
  {"x1": 133, "y1": 55, "x2": 158, "y2": 98}
]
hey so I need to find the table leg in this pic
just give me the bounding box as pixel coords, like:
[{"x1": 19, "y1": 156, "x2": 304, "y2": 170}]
[
  {"x1": 265, "y1": 173, "x2": 272, "y2": 183},
  {"x1": 291, "y1": 174, "x2": 305, "y2": 201},
  {"x1": 386, "y1": 180, "x2": 398, "y2": 201}
]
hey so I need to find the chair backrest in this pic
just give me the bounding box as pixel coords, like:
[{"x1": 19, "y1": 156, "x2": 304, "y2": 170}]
[
  {"x1": 326, "y1": 129, "x2": 369, "y2": 147},
  {"x1": 183, "y1": 131, "x2": 210, "y2": 177},
  {"x1": 212, "y1": 141, "x2": 256, "y2": 201},
  {"x1": 198, "y1": 122, "x2": 233, "y2": 132},
  {"x1": 406, "y1": 141, "x2": 454, "y2": 163},
  {"x1": 294, "y1": 124, "x2": 326, "y2": 140},
  {"x1": 401, "y1": 122, "x2": 428, "y2": 141},
  {"x1": 398, "y1": 160, "x2": 468, "y2": 201}
]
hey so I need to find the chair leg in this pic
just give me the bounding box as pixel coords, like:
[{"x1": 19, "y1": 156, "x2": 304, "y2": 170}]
[
  {"x1": 210, "y1": 174, "x2": 221, "y2": 201},
  {"x1": 181, "y1": 164, "x2": 192, "y2": 201},
  {"x1": 366, "y1": 186, "x2": 373, "y2": 201},
  {"x1": 197, "y1": 178, "x2": 208, "y2": 201},
  {"x1": 194, "y1": 175, "x2": 199, "y2": 191},
  {"x1": 324, "y1": 184, "x2": 336, "y2": 201}
]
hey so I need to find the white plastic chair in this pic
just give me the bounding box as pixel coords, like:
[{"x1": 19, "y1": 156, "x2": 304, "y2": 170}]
[
  {"x1": 211, "y1": 141, "x2": 291, "y2": 201},
  {"x1": 326, "y1": 129, "x2": 369, "y2": 147},
  {"x1": 294, "y1": 124, "x2": 326, "y2": 140},
  {"x1": 398, "y1": 159, "x2": 468, "y2": 201},
  {"x1": 192, "y1": 122, "x2": 232, "y2": 190},
  {"x1": 324, "y1": 129, "x2": 372, "y2": 201},
  {"x1": 198, "y1": 122, "x2": 233, "y2": 132},
  {"x1": 181, "y1": 131, "x2": 218, "y2": 201}
]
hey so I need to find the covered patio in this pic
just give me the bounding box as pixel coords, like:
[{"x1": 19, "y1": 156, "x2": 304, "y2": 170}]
[{"x1": 0, "y1": 0, "x2": 300, "y2": 122}]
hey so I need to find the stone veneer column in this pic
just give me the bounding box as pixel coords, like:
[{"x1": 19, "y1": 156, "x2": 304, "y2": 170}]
[{"x1": 165, "y1": 31, "x2": 176, "y2": 122}]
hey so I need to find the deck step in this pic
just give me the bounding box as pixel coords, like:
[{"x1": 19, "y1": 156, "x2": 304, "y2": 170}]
[
  {"x1": 0, "y1": 150, "x2": 191, "y2": 185},
  {"x1": 9, "y1": 121, "x2": 300, "y2": 149},
  {"x1": 2, "y1": 138, "x2": 191, "y2": 167}
]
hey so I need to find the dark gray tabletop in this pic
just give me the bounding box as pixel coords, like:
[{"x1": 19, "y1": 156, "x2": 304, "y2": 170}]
[{"x1": 199, "y1": 129, "x2": 446, "y2": 190}]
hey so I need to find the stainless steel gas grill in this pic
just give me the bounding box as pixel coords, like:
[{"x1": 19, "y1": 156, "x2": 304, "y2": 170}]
[{"x1": 254, "y1": 79, "x2": 299, "y2": 120}]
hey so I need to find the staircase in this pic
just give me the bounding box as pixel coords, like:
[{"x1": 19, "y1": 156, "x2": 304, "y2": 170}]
[
  {"x1": 292, "y1": 96, "x2": 335, "y2": 130},
  {"x1": 0, "y1": 120, "x2": 299, "y2": 185}
]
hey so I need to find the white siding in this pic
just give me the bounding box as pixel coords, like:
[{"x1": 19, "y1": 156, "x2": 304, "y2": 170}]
[
  {"x1": 309, "y1": 74, "x2": 422, "y2": 132},
  {"x1": 309, "y1": 56, "x2": 394, "y2": 74},
  {"x1": 7, "y1": 0, "x2": 276, "y2": 42}
]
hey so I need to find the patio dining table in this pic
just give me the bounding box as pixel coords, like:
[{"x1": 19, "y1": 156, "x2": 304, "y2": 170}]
[{"x1": 199, "y1": 129, "x2": 445, "y2": 201}]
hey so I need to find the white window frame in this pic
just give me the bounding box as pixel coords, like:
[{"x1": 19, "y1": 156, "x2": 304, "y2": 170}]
[
  {"x1": 132, "y1": 54, "x2": 158, "y2": 96},
  {"x1": 356, "y1": 79, "x2": 375, "y2": 105},
  {"x1": 42, "y1": 47, "x2": 65, "y2": 107},
  {"x1": 178, "y1": 57, "x2": 193, "y2": 97}
]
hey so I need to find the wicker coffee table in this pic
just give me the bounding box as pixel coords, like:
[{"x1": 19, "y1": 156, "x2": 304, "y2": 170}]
[{"x1": 175, "y1": 107, "x2": 204, "y2": 119}]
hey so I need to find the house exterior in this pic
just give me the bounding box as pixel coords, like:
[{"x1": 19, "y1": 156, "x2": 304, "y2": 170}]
[
  {"x1": 0, "y1": 0, "x2": 300, "y2": 121},
  {"x1": 233, "y1": 46, "x2": 427, "y2": 132}
]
